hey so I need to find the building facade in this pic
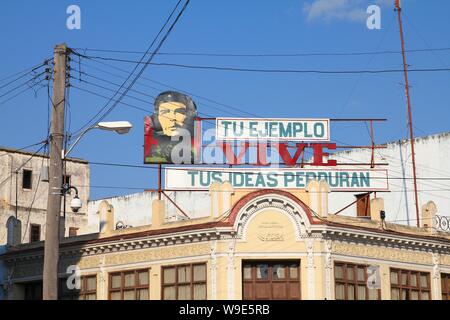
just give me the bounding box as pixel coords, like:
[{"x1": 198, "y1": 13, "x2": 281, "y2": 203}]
[
  {"x1": 2, "y1": 184, "x2": 450, "y2": 300},
  {"x1": 2, "y1": 132, "x2": 450, "y2": 300},
  {"x1": 0, "y1": 146, "x2": 90, "y2": 299}
]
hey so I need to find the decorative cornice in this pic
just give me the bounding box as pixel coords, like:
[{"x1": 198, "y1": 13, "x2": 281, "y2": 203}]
[
  {"x1": 319, "y1": 226, "x2": 450, "y2": 253},
  {"x1": 4, "y1": 228, "x2": 233, "y2": 263}
]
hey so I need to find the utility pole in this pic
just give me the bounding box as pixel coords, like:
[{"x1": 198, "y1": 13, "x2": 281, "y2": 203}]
[
  {"x1": 394, "y1": 0, "x2": 420, "y2": 227},
  {"x1": 43, "y1": 43, "x2": 68, "y2": 300}
]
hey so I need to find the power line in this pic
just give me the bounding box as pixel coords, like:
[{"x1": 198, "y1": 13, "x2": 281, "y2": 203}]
[
  {"x1": 68, "y1": 73, "x2": 446, "y2": 198},
  {"x1": 87, "y1": 160, "x2": 450, "y2": 181},
  {"x1": 71, "y1": 0, "x2": 190, "y2": 136},
  {"x1": 0, "y1": 78, "x2": 47, "y2": 107},
  {"x1": 21, "y1": 144, "x2": 48, "y2": 242},
  {"x1": 0, "y1": 139, "x2": 49, "y2": 157},
  {"x1": 69, "y1": 77, "x2": 450, "y2": 198},
  {"x1": 69, "y1": 73, "x2": 234, "y2": 123},
  {"x1": 71, "y1": 46, "x2": 450, "y2": 58},
  {"x1": 0, "y1": 60, "x2": 51, "y2": 83},
  {"x1": 75, "y1": 55, "x2": 450, "y2": 75},
  {"x1": 76, "y1": 53, "x2": 450, "y2": 186},
  {"x1": 94, "y1": 0, "x2": 191, "y2": 124},
  {"x1": 0, "y1": 71, "x2": 46, "y2": 99},
  {"x1": 70, "y1": 45, "x2": 450, "y2": 202},
  {"x1": 0, "y1": 142, "x2": 48, "y2": 188},
  {"x1": 70, "y1": 76, "x2": 341, "y2": 143},
  {"x1": 70, "y1": 84, "x2": 149, "y2": 113},
  {"x1": 0, "y1": 67, "x2": 43, "y2": 90},
  {"x1": 76, "y1": 57, "x2": 260, "y2": 118},
  {"x1": 70, "y1": 183, "x2": 450, "y2": 194}
]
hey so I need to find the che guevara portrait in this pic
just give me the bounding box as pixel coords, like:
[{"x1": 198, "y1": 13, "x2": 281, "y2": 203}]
[{"x1": 144, "y1": 91, "x2": 199, "y2": 164}]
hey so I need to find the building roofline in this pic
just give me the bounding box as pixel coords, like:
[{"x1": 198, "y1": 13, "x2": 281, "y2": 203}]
[
  {"x1": 2, "y1": 216, "x2": 449, "y2": 259},
  {"x1": 0, "y1": 146, "x2": 88, "y2": 164},
  {"x1": 3, "y1": 190, "x2": 450, "y2": 259}
]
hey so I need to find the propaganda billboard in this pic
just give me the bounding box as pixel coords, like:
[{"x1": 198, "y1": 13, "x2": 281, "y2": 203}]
[{"x1": 144, "y1": 91, "x2": 201, "y2": 164}]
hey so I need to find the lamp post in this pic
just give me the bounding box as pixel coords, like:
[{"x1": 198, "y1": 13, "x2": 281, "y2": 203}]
[
  {"x1": 63, "y1": 121, "x2": 133, "y2": 159},
  {"x1": 43, "y1": 120, "x2": 132, "y2": 300}
]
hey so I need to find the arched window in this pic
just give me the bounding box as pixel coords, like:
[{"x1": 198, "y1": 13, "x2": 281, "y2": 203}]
[{"x1": 6, "y1": 216, "x2": 21, "y2": 246}]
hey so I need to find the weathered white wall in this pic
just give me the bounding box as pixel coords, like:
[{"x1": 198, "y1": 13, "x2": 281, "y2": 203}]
[
  {"x1": 0, "y1": 245, "x2": 4, "y2": 300},
  {"x1": 329, "y1": 132, "x2": 450, "y2": 225},
  {"x1": 0, "y1": 148, "x2": 90, "y2": 299},
  {"x1": 0, "y1": 148, "x2": 91, "y2": 243},
  {"x1": 87, "y1": 190, "x2": 211, "y2": 232}
]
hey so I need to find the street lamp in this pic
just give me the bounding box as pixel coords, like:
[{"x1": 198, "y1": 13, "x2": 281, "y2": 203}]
[
  {"x1": 63, "y1": 121, "x2": 133, "y2": 159},
  {"x1": 62, "y1": 120, "x2": 133, "y2": 211}
]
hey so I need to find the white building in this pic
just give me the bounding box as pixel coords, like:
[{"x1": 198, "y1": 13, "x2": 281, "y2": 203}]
[
  {"x1": 87, "y1": 191, "x2": 211, "y2": 232},
  {"x1": 0, "y1": 146, "x2": 90, "y2": 299},
  {"x1": 330, "y1": 131, "x2": 450, "y2": 225}
]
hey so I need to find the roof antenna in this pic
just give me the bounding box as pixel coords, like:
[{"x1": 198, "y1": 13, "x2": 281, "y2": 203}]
[{"x1": 395, "y1": 0, "x2": 420, "y2": 227}]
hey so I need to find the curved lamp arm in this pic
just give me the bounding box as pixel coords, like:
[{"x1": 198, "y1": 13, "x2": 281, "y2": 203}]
[
  {"x1": 63, "y1": 126, "x2": 98, "y2": 159},
  {"x1": 62, "y1": 121, "x2": 133, "y2": 159}
]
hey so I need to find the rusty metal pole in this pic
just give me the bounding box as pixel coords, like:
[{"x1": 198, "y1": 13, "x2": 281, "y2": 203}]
[
  {"x1": 370, "y1": 120, "x2": 375, "y2": 168},
  {"x1": 395, "y1": 0, "x2": 421, "y2": 227},
  {"x1": 43, "y1": 43, "x2": 68, "y2": 299},
  {"x1": 158, "y1": 164, "x2": 162, "y2": 200}
]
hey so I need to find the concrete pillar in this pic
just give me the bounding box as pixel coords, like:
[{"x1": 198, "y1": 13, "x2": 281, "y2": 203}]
[
  {"x1": 370, "y1": 197, "x2": 384, "y2": 222},
  {"x1": 210, "y1": 182, "x2": 234, "y2": 218},
  {"x1": 209, "y1": 182, "x2": 221, "y2": 218},
  {"x1": 306, "y1": 180, "x2": 320, "y2": 216},
  {"x1": 421, "y1": 201, "x2": 437, "y2": 232},
  {"x1": 221, "y1": 181, "x2": 234, "y2": 218},
  {"x1": 152, "y1": 199, "x2": 166, "y2": 227},
  {"x1": 319, "y1": 180, "x2": 330, "y2": 218},
  {"x1": 98, "y1": 200, "x2": 114, "y2": 235}
]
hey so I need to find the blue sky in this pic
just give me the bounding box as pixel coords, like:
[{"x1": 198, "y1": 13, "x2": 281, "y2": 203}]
[{"x1": 1, "y1": 0, "x2": 450, "y2": 199}]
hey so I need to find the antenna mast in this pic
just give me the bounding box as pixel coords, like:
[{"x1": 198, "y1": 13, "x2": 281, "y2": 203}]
[{"x1": 395, "y1": 0, "x2": 420, "y2": 227}]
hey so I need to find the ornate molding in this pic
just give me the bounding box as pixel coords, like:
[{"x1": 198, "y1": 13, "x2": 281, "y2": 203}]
[
  {"x1": 227, "y1": 239, "x2": 236, "y2": 300},
  {"x1": 324, "y1": 239, "x2": 333, "y2": 300},
  {"x1": 4, "y1": 229, "x2": 227, "y2": 264},
  {"x1": 332, "y1": 240, "x2": 432, "y2": 264},
  {"x1": 235, "y1": 195, "x2": 310, "y2": 240},
  {"x1": 210, "y1": 240, "x2": 217, "y2": 300},
  {"x1": 306, "y1": 238, "x2": 316, "y2": 300},
  {"x1": 432, "y1": 252, "x2": 441, "y2": 300}
]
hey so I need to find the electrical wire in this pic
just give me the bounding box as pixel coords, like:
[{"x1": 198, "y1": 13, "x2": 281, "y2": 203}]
[
  {"x1": 21, "y1": 144, "x2": 48, "y2": 242},
  {"x1": 69, "y1": 67, "x2": 259, "y2": 121},
  {"x1": 77, "y1": 183, "x2": 450, "y2": 193},
  {"x1": 72, "y1": 54, "x2": 450, "y2": 75},
  {"x1": 67, "y1": 74, "x2": 450, "y2": 203},
  {"x1": 0, "y1": 60, "x2": 50, "y2": 83},
  {"x1": 68, "y1": 75, "x2": 450, "y2": 202},
  {"x1": 0, "y1": 142, "x2": 48, "y2": 192},
  {"x1": 71, "y1": 46, "x2": 450, "y2": 58},
  {"x1": 0, "y1": 71, "x2": 46, "y2": 99},
  {"x1": 71, "y1": 0, "x2": 189, "y2": 136},
  {"x1": 74, "y1": 57, "x2": 260, "y2": 118},
  {"x1": 72, "y1": 59, "x2": 449, "y2": 202},
  {"x1": 85, "y1": 160, "x2": 450, "y2": 181},
  {"x1": 0, "y1": 140, "x2": 49, "y2": 158}
]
